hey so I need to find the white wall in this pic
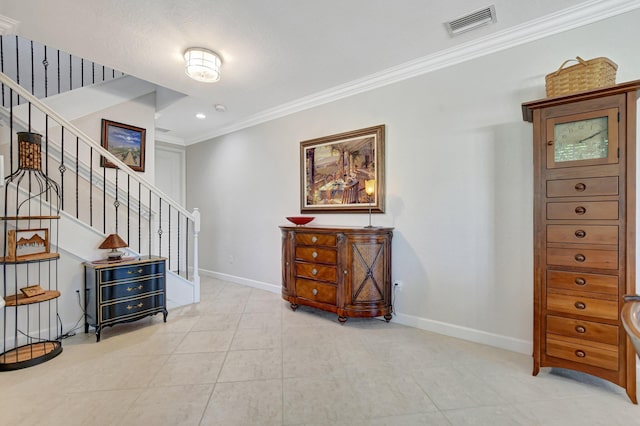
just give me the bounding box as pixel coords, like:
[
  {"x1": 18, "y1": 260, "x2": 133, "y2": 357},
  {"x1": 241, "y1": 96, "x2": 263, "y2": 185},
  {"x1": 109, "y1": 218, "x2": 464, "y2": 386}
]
[{"x1": 186, "y1": 10, "x2": 640, "y2": 353}]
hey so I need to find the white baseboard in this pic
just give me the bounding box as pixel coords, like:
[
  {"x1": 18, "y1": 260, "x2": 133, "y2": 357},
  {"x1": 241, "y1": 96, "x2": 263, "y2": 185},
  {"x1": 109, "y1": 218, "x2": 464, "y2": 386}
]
[
  {"x1": 199, "y1": 269, "x2": 280, "y2": 294},
  {"x1": 392, "y1": 312, "x2": 532, "y2": 355},
  {"x1": 199, "y1": 269, "x2": 532, "y2": 355}
]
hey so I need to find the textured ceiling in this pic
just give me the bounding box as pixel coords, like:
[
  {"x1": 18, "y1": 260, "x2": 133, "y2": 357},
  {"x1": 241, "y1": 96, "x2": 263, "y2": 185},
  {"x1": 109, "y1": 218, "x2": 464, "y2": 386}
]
[{"x1": 1, "y1": 0, "x2": 638, "y2": 145}]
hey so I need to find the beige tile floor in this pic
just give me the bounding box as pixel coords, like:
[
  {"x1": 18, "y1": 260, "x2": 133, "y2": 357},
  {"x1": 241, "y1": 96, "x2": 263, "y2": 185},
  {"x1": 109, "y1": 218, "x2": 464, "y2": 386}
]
[{"x1": 1, "y1": 276, "x2": 640, "y2": 425}]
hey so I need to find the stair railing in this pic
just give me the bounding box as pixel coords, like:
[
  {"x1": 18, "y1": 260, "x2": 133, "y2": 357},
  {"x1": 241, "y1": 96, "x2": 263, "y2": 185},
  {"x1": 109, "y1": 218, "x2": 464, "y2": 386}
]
[{"x1": 0, "y1": 70, "x2": 200, "y2": 301}]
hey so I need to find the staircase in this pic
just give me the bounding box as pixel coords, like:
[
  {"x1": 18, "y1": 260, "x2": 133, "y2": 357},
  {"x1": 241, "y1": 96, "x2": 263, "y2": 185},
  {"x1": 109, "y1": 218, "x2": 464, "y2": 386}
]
[{"x1": 0, "y1": 44, "x2": 200, "y2": 335}]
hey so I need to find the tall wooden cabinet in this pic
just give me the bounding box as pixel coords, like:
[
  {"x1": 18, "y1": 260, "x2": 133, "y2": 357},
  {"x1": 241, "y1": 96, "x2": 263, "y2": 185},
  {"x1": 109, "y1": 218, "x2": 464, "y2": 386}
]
[
  {"x1": 280, "y1": 225, "x2": 393, "y2": 322},
  {"x1": 522, "y1": 81, "x2": 640, "y2": 403}
]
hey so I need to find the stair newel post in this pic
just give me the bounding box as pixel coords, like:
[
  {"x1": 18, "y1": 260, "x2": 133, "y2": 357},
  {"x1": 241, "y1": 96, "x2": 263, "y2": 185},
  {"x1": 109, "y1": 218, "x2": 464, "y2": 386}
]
[{"x1": 192, "y1": 207, "x2": 201, "y2": 303}]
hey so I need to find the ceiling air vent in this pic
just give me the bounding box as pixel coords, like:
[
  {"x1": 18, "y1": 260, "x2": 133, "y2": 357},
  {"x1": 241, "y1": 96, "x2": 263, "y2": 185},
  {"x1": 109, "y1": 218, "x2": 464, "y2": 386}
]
[
  {"x1": 155, "y1": 127, "x2": 171, "y2": 133},
  {"x1": 445, "y1": 5, "x2": 497, "y2": 37}
]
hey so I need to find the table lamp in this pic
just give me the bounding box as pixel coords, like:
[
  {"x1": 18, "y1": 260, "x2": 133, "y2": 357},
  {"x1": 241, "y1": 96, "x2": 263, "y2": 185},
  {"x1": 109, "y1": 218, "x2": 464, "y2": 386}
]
[
  {"x1": 365, "y1": 179, "x2": 375, "y2": 228},
  {"x1": 99, "y1": 233, "x2": 128, "y2": 260}
]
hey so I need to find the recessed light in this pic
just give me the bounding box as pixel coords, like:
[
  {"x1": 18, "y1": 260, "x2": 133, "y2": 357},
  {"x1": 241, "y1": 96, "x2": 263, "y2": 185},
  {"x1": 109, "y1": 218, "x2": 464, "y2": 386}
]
[
  {"x1": 214, "y1": 104, "x2": 227, "y2": 112},
  {"x1": 195, "y1": 113, "x2": 206, "y2": 119}
]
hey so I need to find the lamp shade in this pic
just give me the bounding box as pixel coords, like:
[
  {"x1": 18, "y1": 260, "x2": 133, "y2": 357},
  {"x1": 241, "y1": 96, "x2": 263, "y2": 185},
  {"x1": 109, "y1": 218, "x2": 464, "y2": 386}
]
[
  {"x1": 99, "y1": 233, "x2": 128, "y2": 250},
  {"x1": 365, "y1": 179, "x2": 376, "y2": 196},
  {"x1": 184, "y1": 47, "x2": 221, "y2": 83}
]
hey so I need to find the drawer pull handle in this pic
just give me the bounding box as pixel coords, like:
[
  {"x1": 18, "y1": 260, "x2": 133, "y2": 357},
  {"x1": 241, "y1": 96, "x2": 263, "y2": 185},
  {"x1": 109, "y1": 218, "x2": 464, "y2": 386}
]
[
  {"x1": 312, "y1": 288, "x2": 318, "y2": 296},
  {"x1": 575, "y1": 206, "x2": 587, "y2": 215},
  {"x1": 547, "y1": 141, "x2": 553, "y2": 146},
  {"x1": 127, "y1": 285, "x2": 143, "y2": 292},
  {"x1": 575, "y1": 325, "x2": 586, "y2": 333},
  {"x1": 574, "y1": 183, "x2": 586, "y2": 192},
  {"x1": 574, "y1": 230, "x2": 586, "y2": 238},
  {"x1": 575, "y1": 277, "x2": 586, "y2": 286},
  {"x1": 312, "y1": 252, "x2": 318, "y2": 258},
  {"x1": 311, "y1": 269, "x2": 318, "y2": 276},
  {"x1": 344, "y1": 270, "x2": 348, "y2": 275},
  {"x1": 126, "y1": 302, "x2": 144, "y2": 310},
  {"x1": 575, "y1": 301, "x2": 586, "y2": 310},
  {"x1": 127, "y1": 268, "x2": 144, "y2": 275},
  {"x1": 311, "y1": 236, "x2": 318, "y2": 243},
  {"x1": 574, "y1": 254, "x2": 586, "y2": 262},
  {"x1": 575, "y1": 350, "x2": 586, "y2": 358}
]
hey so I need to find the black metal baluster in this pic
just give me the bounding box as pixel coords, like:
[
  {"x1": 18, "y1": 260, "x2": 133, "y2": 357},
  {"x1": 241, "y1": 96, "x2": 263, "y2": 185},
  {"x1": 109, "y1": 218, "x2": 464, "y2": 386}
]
[
  {"x1": 138, "y1": 182, "x2": 141, "y2": 253},
  {"x1": 45, "y1": 115, "x2": 49, "y2": 202},
  {"x1": 15, "y1": 35, "x2": 20, "y2": 104},
  {"x1": 81, "y1": 58, "x2": 84, "y2": 87},
  {"x1": 75, "y1": 136, "x2": 79, "y2": 218},
  {"x1": 103, "y1": 163, "x2": 106, "y2": 233},
  {"x1": 89, "y1": 147, "x2": 93, "y2": 227},
  {"x1": 114, "y1": 168, "x2": 119, "y2": 233},
  {"x1": 186, "y1": 220, "x2": 189, "y2": 280},
  {"x1": 92, "y1": 61, "x2": 95, "y2": 84},
  {"x1": 177, "y1": 212, "x2": 181, "y2": 276},
  {"x1": 168, "y1": 206, "x2": 171, "y2": 270},
  {"x1": 9, "y1": 89, "x2": 13, "y2": 172},
  {"x1": 127, "y1": 175, "x2": 130, "y2": 247},
  {"x1": 59, "y1": 127, "x2": 65, "y2": 211},
  {"x1": 57, "y1": 49, "x2": 61, "y2": 95},
  {"x1": 148, "y1": 191, "x2": 152, "y2": 255},
  {"x1": 1, "y1": 35, "x2": 4, "y2": 107},
  {"x1": 43, "y1": 45, "x2": 49, "y2": 98},
  {"x1": 158, "y1": 198, "x2": 162, "y2": 257},
  {"x1": 69, "y1": 54, "x2": 72, "y2": 92},
  {"x1": 30, "y1": 40, "x2": 34, "y2": 96}
]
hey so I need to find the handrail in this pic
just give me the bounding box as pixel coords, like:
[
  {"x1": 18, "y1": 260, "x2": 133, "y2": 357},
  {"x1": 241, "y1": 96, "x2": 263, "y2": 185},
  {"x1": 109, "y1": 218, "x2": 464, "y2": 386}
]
[{"x1": 0, "y1": 71, "x2": 194, "y2": 222}]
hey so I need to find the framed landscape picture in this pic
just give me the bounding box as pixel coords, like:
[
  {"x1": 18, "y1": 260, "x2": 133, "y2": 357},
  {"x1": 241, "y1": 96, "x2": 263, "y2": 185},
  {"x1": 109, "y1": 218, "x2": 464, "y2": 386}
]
[
  {"x1": 300, "y1": 124, "x2": 385, "y2": 213},
  {"x1": 6, "y1": 228, "x2": 49, "y2": 261},
  {"x1": 101, "y1": 119, "x2": 146, "y2": 172}
]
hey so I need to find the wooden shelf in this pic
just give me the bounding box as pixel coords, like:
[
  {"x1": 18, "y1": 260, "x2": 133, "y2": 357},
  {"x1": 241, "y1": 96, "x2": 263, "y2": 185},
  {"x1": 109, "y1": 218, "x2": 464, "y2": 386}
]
[
  {"x1": 0, "y1": 215, "x2": 60, "y2": 220},
  {"x1": 0, "y1": 341, "x2": 62, "y2": 370},
  {"x1": 0, "y1": 252, "x2": 60, "y2": 263},
  {"x1": 4, "y1": 290, "x2": 60, "y2": 306}
]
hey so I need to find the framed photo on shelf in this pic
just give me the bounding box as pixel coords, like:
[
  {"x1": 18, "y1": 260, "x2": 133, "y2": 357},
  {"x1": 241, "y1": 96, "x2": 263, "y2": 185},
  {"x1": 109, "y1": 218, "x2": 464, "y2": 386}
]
[
  {"x1": 101, "y1": 119, "x2": 146, "y2": 172},
  {"x1": 6, "y1": 228, "x2": 49, "y2": 261},
  {"x1": 300, "y1": 124, "x2": 385, "y2": 213}
]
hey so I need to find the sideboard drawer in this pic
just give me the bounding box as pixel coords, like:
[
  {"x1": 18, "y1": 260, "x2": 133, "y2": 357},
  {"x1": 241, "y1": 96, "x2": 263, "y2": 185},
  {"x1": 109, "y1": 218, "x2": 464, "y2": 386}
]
[
  {"x1": 547, "y1": 315, "x2": 619, "y2": 345},
  {"x1": 295, "y1": 279, "x2": 337, "y2": 305},
  {"x1": 547, "y1": 270, "x2": 618, "y2": 295},
  {"x1": 100, "y1": 293, "x2": 165, "y2": 325},
  {"x1": 100, "y1": 277, "x2": 165, "y2": 302},
  {"x1": 546, "y1": 247, "x2": 618, "y2": 270},
  {"x1": 295, "y1": 247, "x2": 337, "y2": 264},
  {"x1": 547, "y1": 176, "x2": 618, "y2": 198},
  {"x1": 547, "y1": 225, "x2": 618, "y2": 245},
  {"x1": 100, "y1": 261, "x2": 164, "y2": 283},
  {"x1": 547, "y1": 201, "x2": 618, "y2": 220},
  {"x1": 295, "y1": 233, "x2": 337, "y2": 247},
  {"x1": 546, "y1": 336, "x2": 618, "y2": 371},
  {"x1": 295, "y1": 262, "x2": 337, "y2": 283},
  {"x1": 547, "y1": 292, "x2": 618, "y2": 320}
]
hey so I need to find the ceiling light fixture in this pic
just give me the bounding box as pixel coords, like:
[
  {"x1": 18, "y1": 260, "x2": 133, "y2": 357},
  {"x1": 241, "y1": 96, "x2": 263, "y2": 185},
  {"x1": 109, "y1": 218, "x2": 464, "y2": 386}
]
[
  {"x1": 195, "y1": 113, "x2": 206, "y2": 119},
  {"x1": 184, "y1": 47, "x2": 222, "y2": 83}
]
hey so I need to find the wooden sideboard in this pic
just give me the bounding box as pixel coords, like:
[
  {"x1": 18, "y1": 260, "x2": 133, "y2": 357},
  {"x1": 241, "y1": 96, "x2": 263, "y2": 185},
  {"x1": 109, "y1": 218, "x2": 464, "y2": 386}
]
[
  {"x1": 280, "y1": 225, "x2": 393, "y2": 322},
  {"x1": 84, "y1": 256, "x2": 168, "y2": 342}
]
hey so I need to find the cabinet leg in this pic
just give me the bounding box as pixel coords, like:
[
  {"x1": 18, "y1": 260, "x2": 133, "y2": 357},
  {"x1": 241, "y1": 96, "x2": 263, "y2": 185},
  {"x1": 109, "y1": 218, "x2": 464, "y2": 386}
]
[
  {"x1": 95, "y1": 327, "x2": 101, "y2": 343},
  {"x1": 84, "y1": 322, "x2": 89, "y2": 334},
  {"x1": 384, "y1": 313, "x2": 392, "y2": 323},
  {"x1": 163, "y1": 309, "x2": 168, "y2": 323},
  {"x1": 338, "y1": 316, "x2": 347, "y2": 324},
  {"x1": 290, "y1": 303, "x2": 298, "y2": 311}
]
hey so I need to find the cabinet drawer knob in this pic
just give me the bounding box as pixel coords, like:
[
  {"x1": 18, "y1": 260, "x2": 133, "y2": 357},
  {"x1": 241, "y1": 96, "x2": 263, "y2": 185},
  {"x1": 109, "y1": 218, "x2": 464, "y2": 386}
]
[
  {"x1": 311, "y1": 268, "x2": 318, "y2": 276},
  {"x1": 311, "y1": 236, "x2": 318, "y2": 243},
  {"x1": 574, "y1": 254, "x2": 586, "y2": 262},
  {"x1": 575, "y1": 325, "x2": 586, "y2": 333},
  {"x1": 575, "y1": 277, "x2": 586, "y2": 286},
  {"x1": 574, "y1": 183, "x2": 587, "y2": 192},
  {"x1": 312, "y1": 288, "x2": 318, "y2": 296},
  {"x1": 575, "y1": 350, "x2": 586, "y2": 358},
  {"x1": 575, "y1": 301, "x2": 586, "y2": 310},
  {"x1": 575, "y1": 206, "x2": 587, "y2": 215},
  {"x1": 574, "y1": 229, "x2": 586, "y2": 238},
  {"x1": 547, "y1": 141, "x2": 553, "y2": 146},
  {"x1": 312, "y1": 251, "x2": 318, "y2": 258},
  {"x1": 127, "y1": 268, "x2": 144, "y2": 275}
]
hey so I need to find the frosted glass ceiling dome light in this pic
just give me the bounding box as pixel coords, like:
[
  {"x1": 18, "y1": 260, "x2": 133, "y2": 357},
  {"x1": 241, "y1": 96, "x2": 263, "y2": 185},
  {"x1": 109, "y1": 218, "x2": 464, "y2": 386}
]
[{"x1": 184, "y1": 47, "x2": 221, "y2": 83}]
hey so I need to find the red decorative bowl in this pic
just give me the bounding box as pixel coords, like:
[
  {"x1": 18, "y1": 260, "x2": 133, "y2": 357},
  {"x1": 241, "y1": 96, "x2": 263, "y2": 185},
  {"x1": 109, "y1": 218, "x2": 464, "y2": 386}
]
[{"x1": 286, "y1": 216, "x2": 315, "y2": 226}]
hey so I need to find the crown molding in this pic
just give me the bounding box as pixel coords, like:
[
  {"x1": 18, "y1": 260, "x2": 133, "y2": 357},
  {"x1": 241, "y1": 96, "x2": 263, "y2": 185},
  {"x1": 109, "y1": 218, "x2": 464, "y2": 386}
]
[
  {"x1": 186, "y1": 0, "x2": 640, "y2": 145},
  {"x1": 0, "y1": 15, "x2": 18, "y2": 35}
]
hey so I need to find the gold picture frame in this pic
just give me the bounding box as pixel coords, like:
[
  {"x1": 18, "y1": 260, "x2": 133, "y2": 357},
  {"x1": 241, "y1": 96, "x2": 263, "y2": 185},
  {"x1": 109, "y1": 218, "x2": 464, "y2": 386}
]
[{"x1": 300, "y1": 124, "x2": 385, "y2": 213}]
